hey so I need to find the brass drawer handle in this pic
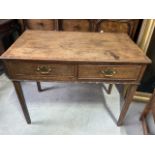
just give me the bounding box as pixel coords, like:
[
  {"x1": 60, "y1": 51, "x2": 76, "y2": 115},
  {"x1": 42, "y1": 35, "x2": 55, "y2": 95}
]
[
  {"x1": 36, "y1": 66, "x2": 52, "y2": 74},
  {"x1": 101, "y1": 69, "x2": 117, "y2": 77}
]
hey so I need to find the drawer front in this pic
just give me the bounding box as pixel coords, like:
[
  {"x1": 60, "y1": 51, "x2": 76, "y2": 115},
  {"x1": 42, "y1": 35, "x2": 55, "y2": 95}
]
[
  {"x1": 78, "y1": 65, "x2": 141, "y2": 80},
  {"x1": 6, "y1": 61, "x2": 76, "y2": 80}
]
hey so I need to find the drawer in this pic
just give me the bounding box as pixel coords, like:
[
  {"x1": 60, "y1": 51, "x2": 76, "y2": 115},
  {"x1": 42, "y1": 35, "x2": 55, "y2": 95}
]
[
  {"x1": 78, "y1": 65, "x2": 141, "y2": 80},
  {"x1": 6, "y1": 61, "x2": 76, "y2": 80}
]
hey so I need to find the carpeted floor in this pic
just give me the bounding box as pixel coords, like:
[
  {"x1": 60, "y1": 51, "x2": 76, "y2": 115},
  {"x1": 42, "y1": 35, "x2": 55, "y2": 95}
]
[{"x1": 0, "y1": 74, "x2": 146, "y2": 134}]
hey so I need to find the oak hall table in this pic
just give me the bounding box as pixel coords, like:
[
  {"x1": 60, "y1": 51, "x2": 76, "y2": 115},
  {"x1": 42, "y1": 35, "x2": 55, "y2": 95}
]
[{"x1": 0, "y1": 30, "x2": 151, "y2": 125}]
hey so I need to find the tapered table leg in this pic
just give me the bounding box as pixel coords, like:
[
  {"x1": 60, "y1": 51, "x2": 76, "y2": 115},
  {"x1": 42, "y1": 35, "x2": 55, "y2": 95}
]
[
  {"x1": 139, "y1": 89, "x2": 155, "y2": 134},
  {"x1": 13, "y1": 81, "x2": 31, "y2": 124},
  {"x1": 107, "y1": 84, "x2": 113, "y2": 94},
  {"x1": 117, "y1": 84, "x2": 138, "y2": 126},
  {"x1": 141, "y1": 116, "x2": 149, "y2": 135},
  {"x1": 140, "y1": 89, "x2": 155, "y2": 121},
  {"x1": 36, "y1": 82, "x2": 42, "y2": 92}
]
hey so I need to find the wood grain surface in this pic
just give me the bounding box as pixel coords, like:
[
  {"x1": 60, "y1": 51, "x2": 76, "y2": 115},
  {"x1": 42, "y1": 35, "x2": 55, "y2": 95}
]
[
  {"x1": 78, "y1": 64, "x2": 141, "y2": 80},
  {"x1": 0, "y1": 30, "x2": 150, "y2": 64},
  {"x1": 1, "y1": 30, "x2": 151, "y2": 126}
]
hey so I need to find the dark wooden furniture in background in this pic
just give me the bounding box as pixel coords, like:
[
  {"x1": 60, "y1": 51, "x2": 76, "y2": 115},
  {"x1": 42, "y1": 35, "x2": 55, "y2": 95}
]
[
  {"x1": 140, "y1": 89, "x2": 155, "y2": 134},
  {"x1": 18, "y1": 19, "x2": 141, "y2": 93},
  {"x1": 19, "y1": 19, "x2": 58, "y2": 31},
  {"x1": 19, "y1": 19, "x2": 140, "y2": 40},
  {"x1": 0, "y1": 19, "x2": 21, "y2": 74},
  {"x1": 59, "y1": 19, "x2": 93, "y2": 32},
  {"x1": 94, "y1": 20, "x2": 140, "y2": 39},
  {"x1": 0, "y1": 19, "x2": 21, "y2": 54},
  {"x1": 0, "y1": 30, "x2": 150, "y2": 125}
]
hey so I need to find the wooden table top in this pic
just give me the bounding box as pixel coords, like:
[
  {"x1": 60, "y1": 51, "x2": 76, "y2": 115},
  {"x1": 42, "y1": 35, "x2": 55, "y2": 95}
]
[{"x1": 0, "y1": 30, "x2": 151, "y2": 64}]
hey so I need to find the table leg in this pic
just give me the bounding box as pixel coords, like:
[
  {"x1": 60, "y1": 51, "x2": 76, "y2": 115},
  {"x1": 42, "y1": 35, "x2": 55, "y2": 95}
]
[
  {"x1": 107, "y1": 84, "x2": 113, "y2": 94},
  {"x1": 36, "y1": 82, "x2": 42, "y2": 92},
  {"x1": 140, "y1": 89, "x2": 155, "y2": 121},
  {"x1": 117, "y1": 84, "x2": 138, "y2": 126},
  {"x1": 141, "y1": 116, "x2": 149, "y2": 135},
  {"x1": 139, "y1": 89, "x2": 155, "y2": 134},
  {"x1": 13, "y1": 81, "x2": 31, "y2": 124},
  {"x1": 139, "y1": 103, "x2": 151, "y2": 134}
]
